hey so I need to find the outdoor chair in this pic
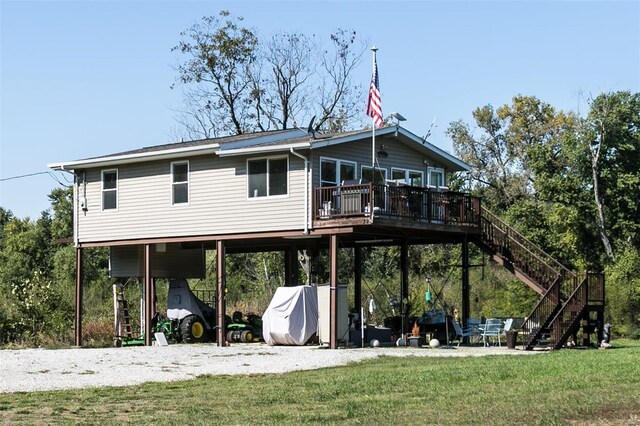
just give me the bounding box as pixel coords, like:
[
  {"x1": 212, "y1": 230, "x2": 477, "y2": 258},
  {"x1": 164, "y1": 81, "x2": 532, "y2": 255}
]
[
  {"x1": 451, "y1": 320, "x2": 478, "y2": 347},
  {"x1": 481, "y1": 318, "x2": 503, "y2": 347}
]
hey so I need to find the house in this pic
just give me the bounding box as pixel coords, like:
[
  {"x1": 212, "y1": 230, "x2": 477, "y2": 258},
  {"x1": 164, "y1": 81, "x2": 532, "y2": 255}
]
[{"x1": 49, "y1": 125, "x2": 604, "y2": 349}]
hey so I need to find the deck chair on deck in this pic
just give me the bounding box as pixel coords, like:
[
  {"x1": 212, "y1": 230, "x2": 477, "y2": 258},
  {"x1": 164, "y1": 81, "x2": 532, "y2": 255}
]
[
  {"x1": 452, "y1": 320, "x2": 478, "y2": 347},
  {"x1": 482, "y1": 318, "x2": 503, "y2": 347}
]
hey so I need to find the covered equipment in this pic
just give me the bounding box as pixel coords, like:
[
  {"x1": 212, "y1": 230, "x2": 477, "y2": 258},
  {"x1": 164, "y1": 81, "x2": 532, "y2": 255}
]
[{"x1": 262, "y1": 285, "x2": 318, "y2": 345}]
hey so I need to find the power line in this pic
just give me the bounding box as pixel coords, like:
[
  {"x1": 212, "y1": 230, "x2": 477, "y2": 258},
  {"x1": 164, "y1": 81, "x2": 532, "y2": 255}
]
[
  {"x1": 0, "y1": 171, "x2": 51, "y2": 182},
  {"x1": 0, "y1": 170, "x2": 72, "y2": 188}
]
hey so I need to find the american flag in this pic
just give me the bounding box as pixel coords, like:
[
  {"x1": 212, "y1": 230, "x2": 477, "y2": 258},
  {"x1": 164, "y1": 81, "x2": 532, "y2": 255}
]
[{"x1": 366, "y1": 55, "x2": 382, "y2": 127}]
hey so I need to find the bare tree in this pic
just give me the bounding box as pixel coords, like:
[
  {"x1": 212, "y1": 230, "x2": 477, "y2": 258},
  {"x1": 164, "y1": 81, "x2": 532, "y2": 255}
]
[{"x1": 172, "y1": 11, "x2": 367, "y2": 140}]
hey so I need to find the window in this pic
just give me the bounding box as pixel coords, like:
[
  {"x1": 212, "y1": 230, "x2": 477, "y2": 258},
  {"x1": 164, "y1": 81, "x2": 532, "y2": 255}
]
[
  {"x1": 172, "y1": 161, "x2": 189, "y2": 205},
  {"x1": 101, "y1": 169, "x2": 117, "y2": 211},
  {"x1": 248, "y1": 157, "x2": 288, "y2": 198},
  {"x1": 320, "y1": 157, "x2": 356, "y2": 187},
  {"x1": 427, "y1": 167, "x2": 445, "y2": 188},
  {"x1": 391, "y1": 168, "x2": 424, "y2": 186},
  {"x1": 361, "y1": 166, "x2": 387, "y2": 184}
]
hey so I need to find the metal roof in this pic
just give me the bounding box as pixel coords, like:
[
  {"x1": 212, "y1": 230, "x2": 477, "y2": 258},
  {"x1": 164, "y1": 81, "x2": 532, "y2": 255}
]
[{"x1": 48, "y1": 126, "x2": 470, "y2": 172}]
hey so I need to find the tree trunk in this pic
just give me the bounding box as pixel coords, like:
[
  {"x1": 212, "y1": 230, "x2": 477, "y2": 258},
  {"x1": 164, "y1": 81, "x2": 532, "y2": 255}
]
[{"x1": 591, "y1": 122, "x2": 616, "y2": 262}]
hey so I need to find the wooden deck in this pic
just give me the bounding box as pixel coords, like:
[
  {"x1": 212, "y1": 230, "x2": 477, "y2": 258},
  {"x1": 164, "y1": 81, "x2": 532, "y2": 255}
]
[{"x1": 313, "y1": 183, "x2": 482, "y2": 232}]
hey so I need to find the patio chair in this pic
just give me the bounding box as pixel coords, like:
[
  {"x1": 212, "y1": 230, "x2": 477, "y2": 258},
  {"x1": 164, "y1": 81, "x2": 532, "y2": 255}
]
[
  {"x1": 451, "y1": 320, "x2": 478, "y2": 347},
  {"x1": 481, "y1": 318, "x2": 503, "y2": 347}
]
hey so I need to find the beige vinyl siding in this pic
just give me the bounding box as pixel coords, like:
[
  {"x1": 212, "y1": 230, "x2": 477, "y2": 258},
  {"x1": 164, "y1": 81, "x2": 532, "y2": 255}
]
[
  {"x1": 77, "y1": 153, "x2": 306, "y2": 243},
  {"x1": 311, "y1": 136, "x2": 447, "y2": 187}
]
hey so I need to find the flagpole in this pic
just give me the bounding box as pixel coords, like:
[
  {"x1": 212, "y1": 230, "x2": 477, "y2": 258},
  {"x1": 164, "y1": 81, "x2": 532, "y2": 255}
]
[{"x1": 371, "y1": 46, "x2": 377, "y2": 187}]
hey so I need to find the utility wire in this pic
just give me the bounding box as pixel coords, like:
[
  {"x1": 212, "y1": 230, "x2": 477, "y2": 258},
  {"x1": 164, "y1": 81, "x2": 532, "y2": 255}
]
[{"x1": 0, "y1": 170, "x2": 72, "y2": 188}]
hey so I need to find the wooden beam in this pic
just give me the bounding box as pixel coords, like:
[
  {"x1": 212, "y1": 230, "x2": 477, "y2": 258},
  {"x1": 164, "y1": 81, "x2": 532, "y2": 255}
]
[
  {"x1": 216, "y1": 240, "x2": 227, "y2": 346},
  {"x1": 284, "y1": 246, "x2": 299, "y2": 287},
  {"x1": 144, "y1": 244, "x2": 152, "y2": 346},
  {"x1": 329, "y1": 234, "x2": 338, "y2": 349},
  {"x1": 461, "y1": 237, "x2": 470, "y2": 333},
  {"x1": 74, "y1": 247, "x2": 83, "y2": 347},
  {"x1": 400, "y1": 239, "x2": 409, "y2": 338},
  {"x1": 354, "y1": 246, "x2": 362, "y2": 324}
]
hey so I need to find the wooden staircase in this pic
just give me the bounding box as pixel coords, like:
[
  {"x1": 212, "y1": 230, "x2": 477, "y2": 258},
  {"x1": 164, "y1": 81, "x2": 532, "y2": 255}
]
[{"x1": 473, "y1": 207, "x2": 605, "y2": 350}]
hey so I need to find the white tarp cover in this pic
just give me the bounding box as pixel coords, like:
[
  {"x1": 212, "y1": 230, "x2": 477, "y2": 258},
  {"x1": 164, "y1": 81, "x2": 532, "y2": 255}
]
[{"x1": 262, "y1": 285, "x2": 318, "y2": 346}]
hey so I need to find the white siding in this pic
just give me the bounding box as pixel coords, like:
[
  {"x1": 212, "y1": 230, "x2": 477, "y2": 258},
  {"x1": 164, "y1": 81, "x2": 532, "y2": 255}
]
[{"x1": 77, "y1": 153, "x2": 306, "y2": 243}]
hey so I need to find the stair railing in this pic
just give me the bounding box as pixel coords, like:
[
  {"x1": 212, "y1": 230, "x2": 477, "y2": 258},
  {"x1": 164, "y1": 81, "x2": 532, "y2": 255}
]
[
  {"x1": 481, "y1": 207, "x2": 575, "y2": 280},
  {"x1": 522, "y1": 275, "x2": 562, "y2": 349}
]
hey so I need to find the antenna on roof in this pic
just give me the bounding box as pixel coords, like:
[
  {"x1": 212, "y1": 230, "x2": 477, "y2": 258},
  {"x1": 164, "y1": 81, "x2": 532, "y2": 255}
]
[
  {"x1": 422, "y1": 116, "x2": 437, "y2": 143},
  {"x1": 307, "y1": 115, "x2": 317, "y2": 140}
]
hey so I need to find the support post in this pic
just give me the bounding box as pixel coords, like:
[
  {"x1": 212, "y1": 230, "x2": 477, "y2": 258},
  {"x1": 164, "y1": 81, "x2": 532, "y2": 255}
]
[
  {"x1": 217, "y1": 240, "x2": 227, "y2": 346},
  {"x1": 329, "y1": 234, "x2": 338, "y2": 349},
  {"x1": 400, "y1": 240, "x2": 409, "y2": 338},
  {"x1": 74, "y1": 247, "x2": 83, "y2": 347},
  {"x1": 461, "y1": 236, "x2": 470, "y2": 333},
  {"x1": 354, "y1": 247, "x2": 362, "y2": 323},
  {"x1": 284, "y1": 246, "x2": 299, "y2": 287},
  {"x1": 144, "y1": 244, "x2": 152, "y2": 346}
]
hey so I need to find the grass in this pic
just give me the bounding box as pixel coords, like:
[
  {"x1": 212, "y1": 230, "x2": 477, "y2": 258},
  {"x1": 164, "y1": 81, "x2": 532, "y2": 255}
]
[{"x1": 1, "y1": 341, "x2": 639, "y2": 425}]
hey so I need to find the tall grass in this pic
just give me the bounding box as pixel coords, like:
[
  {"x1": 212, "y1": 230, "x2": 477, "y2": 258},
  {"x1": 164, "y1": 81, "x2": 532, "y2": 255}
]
[{"x1": 1, "y1": 340, "x2": 639, "y2": 425}]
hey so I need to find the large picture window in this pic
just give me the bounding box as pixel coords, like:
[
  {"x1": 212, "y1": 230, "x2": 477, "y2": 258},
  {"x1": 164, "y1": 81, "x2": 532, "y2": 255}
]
[
  {"x1": 171, "y1": 161, "x2": 189, "y2": 205},
  {"x1": 320, "y1": 157, "x2": 356, "y2": 187},
  {"x1": 248, "y1": 157, "x2": 288, "y2": 198},
  {"x1": 101, "y1": 169, "x2": 118, "y2": 211}
]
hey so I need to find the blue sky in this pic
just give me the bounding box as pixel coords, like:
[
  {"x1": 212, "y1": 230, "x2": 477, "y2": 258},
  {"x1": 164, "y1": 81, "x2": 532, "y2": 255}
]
[{"x1": 1, "y1": 0, "x2": 639, "y2": 219}]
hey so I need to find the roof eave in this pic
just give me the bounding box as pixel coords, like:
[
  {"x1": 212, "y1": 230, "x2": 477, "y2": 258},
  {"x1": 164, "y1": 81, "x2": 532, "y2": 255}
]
[
  {"x1": 48, "y1": 143, "x2": 221, "y2": 171},
  {"x1": 216, "y1": 142, "x2": 311, "y2": 157}
]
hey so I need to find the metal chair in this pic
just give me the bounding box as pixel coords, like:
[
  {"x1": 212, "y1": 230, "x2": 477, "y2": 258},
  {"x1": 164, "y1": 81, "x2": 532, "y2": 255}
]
[
  {"x1": 451, "y1": 320, "x2": 478, "y2": 346},
  {"x1": 482, "y1": 318, "x2": 503, "y2": 347}
]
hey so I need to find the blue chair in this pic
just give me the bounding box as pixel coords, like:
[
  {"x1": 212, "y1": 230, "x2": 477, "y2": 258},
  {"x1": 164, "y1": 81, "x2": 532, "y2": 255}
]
[{"x1": 452, "y1": 320, "x2": 479, "y2": 346}]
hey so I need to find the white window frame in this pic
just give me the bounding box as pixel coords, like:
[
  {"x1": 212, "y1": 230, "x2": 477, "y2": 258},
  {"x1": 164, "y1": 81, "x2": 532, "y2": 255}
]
[
  {"x1": 101, "y1": 169, "x2": 118, "y2": 212},
  {"x1": 246, "y1": 155, "x2": 290, "y2": 199},
  {"x1": 390, "y1": 168, "x2": 424, "y2": 187},
  {"x1": 427, "y1": 167, "x2": 446, "y2": 188},
  {"x1": 171, "y1": 160, "x2": 190, "y2": 206},
  {"x1": 319, "y1": 156, "x2": 357, "y2": 187}
]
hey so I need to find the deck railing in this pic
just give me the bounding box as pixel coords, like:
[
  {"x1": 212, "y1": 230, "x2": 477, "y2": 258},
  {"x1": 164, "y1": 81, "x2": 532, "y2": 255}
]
[{"x1": 313, "y1": 183, "x2": 481, "y2": 227}]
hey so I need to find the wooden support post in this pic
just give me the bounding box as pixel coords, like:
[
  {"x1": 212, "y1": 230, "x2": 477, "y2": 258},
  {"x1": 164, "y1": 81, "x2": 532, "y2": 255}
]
[
  {"x1": 216, "y1": 240, "x2": 227, "y2": 346},
  {"x1": 144, "y1": 244, "x2": 152, "y2": 346},
  {"x1": 582, "y1": 317, "x2": 590, "y2": 347},
  {"x1": 329, "y1": 234, "x2": 338, "y2": 349},
  {"x1": 354, "y1": 246, "x2": 362, "y2": 322},
  {"x1": 461, "y1": 236, "x2": 470, "y2": 333},
  {"x1": 74, "y1": 247, "x2": 83, "y2": 347},
  {"x1": 400, "y1": 240, "x2": 409, "y2": 337},
  {"x1": 284, "y1": 246, "x2": 299, "y2": 287}
]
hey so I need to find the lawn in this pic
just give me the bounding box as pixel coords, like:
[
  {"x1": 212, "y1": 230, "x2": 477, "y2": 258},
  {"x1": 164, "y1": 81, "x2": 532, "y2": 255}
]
[{"x1": 1, "y1": 340, "x2": 639, "y2": 425}]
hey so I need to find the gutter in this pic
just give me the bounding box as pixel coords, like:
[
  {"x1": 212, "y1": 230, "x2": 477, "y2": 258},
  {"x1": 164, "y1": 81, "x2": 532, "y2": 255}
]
[
  {"x1": 48, "y1": 143, "x2": 220, "y2": 171},
  {"x1": 217, "y1": 142, "x2": 310, "y2": 157},
  {"x1": 289, "y1": 147, "x2": 310, "y2": 235}
]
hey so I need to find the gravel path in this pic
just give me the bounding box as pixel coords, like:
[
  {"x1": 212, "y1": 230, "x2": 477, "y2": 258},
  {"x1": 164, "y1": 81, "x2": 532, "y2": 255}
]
[{"x1": 0, "y1": 343, "x2": 539, "y2": 393}]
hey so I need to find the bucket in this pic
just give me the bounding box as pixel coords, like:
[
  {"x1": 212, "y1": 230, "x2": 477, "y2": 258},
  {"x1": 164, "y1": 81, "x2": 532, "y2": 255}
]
[{"x1": 506, "y1": 330, "x2": 518, "y2": 349}]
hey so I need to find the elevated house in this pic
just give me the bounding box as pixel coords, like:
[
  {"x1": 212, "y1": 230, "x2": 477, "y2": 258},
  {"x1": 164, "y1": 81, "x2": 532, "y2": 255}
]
[{"x1": 49, "y1": 125, "x2": 604, "y2": 349}]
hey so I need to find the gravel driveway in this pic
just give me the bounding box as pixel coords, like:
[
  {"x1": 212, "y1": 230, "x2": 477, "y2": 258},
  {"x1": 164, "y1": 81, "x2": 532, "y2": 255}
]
[{"x1": 0, "y1": 343, "x2": 538, "y2": 393}]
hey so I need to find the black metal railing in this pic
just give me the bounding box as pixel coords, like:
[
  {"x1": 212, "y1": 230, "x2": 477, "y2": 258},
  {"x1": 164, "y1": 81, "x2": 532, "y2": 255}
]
[{"x1": 314, "y1": 183, "x2": 481, "y2": 227}]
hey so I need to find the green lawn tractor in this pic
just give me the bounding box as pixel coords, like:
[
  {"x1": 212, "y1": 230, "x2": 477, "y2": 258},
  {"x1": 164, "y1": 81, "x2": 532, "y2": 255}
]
[{"x1": 226, "y1": 311, "x2": 263, "y2": 343}]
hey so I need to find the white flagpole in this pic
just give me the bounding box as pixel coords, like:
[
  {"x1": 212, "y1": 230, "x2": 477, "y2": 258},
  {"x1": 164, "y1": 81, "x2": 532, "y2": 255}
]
[{"x1": 371, "y1": 47, "x2": 377, "y2": 186}]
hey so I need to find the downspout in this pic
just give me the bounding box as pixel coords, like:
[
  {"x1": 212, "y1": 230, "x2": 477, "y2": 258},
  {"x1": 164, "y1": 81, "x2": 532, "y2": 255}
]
[{"x1": 290, "y1": 148, "x2": 309, "y2": 234}]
